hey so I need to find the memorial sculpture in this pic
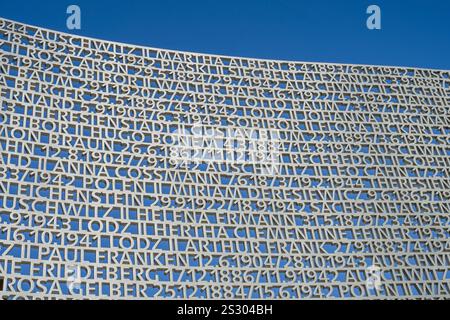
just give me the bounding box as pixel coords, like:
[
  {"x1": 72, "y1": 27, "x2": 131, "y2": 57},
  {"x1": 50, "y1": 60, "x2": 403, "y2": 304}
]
[{"x1": 0, "y1": 18, "x2": 448, "y2": 299}]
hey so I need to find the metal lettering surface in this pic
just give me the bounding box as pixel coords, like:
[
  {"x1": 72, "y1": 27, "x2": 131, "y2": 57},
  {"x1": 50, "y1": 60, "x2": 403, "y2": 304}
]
[{"x1": 0, "y1": 17, "x2": 449, "y2": 299}]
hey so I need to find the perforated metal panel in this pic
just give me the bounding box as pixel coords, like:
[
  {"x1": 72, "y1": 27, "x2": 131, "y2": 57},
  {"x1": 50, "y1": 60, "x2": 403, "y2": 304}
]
[{"x1": 0, "y1": 17, "x2": 449, "y2": 299}]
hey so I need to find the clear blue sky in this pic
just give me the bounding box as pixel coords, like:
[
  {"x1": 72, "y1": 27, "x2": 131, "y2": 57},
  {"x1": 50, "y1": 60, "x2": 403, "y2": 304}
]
[{"x1": 1, "y1": 0, "x2": 449, "y2": 70}]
